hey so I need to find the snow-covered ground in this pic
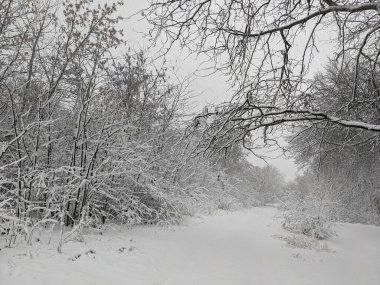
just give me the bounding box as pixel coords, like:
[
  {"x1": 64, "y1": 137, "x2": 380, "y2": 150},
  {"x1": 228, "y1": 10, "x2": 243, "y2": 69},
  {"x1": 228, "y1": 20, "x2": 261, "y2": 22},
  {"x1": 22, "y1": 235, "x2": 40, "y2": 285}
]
[{"x1": 1, "y1": 207, "x2": 379, "y2": 285}]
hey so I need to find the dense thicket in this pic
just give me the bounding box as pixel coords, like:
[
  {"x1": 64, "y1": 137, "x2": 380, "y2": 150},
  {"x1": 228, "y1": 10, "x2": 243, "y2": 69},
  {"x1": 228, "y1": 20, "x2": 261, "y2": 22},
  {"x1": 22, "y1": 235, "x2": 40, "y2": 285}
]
[{"x1": 0, "y1": 0, "x2": 282, "y2": 250}]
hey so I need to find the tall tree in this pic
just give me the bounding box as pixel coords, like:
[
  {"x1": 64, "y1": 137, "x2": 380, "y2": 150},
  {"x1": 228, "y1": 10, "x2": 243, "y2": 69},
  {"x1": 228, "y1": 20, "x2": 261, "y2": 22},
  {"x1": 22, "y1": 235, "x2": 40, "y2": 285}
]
[{"x1": 145, "y1": 0, "x2": 380, "y2": 154}]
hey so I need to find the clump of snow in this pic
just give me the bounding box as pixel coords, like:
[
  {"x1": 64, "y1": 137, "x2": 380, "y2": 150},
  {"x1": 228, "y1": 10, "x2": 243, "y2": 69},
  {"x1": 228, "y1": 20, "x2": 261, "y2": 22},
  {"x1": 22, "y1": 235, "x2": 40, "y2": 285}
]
[{"x1": 272, "y1": 234, "x2": 333, "y2": 252}]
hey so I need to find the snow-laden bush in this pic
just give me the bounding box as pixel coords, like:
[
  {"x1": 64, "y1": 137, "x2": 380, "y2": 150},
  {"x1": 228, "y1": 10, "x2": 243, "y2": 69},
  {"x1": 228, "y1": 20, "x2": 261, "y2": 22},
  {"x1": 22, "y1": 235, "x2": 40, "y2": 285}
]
[
  {"x1": 280, "y1": 182, "x2": 337, "y2": 240},
  {"x1": 282, "y1": 172, "x2": 380, "y2": 229}
]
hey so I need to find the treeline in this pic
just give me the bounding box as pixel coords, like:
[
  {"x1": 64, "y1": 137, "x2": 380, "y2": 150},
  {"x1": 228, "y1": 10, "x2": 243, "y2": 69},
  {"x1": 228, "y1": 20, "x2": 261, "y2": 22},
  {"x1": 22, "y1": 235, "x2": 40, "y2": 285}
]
[
  {"x1": 281, "y1": 62, "x2": 380, "y2": 239},
  {"x1": 0, "y1": 0, "x2": 283, "y2": 248}
]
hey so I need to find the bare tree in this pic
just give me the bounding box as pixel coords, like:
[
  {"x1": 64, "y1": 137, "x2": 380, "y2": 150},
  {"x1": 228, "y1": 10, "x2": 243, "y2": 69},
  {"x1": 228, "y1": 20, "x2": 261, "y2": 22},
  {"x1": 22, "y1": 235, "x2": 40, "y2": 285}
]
[{"x1": 145, "y1": 0, "x2": 380, "y2": 153}]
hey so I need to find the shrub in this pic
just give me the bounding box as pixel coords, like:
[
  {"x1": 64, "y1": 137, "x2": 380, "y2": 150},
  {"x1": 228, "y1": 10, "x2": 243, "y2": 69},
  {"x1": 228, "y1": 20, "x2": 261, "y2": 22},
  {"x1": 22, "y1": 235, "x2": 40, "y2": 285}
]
[{"x1": 280, "y1": 184, "x2": 337, "y2": 240}]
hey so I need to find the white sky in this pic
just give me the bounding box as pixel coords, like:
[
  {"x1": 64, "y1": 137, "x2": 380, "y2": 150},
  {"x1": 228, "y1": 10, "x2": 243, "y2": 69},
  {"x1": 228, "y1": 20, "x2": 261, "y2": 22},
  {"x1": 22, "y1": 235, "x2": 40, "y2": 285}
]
[{"x1": 117, "y1": 0, "x2": 335, "y2": 181}]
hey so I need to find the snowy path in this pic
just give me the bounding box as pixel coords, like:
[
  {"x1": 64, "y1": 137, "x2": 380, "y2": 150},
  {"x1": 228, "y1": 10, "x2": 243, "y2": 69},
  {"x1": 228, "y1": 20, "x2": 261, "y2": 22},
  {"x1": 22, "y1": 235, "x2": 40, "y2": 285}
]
[{"x1": 1, "y1": 207, "x2": 379, "y2": 285}]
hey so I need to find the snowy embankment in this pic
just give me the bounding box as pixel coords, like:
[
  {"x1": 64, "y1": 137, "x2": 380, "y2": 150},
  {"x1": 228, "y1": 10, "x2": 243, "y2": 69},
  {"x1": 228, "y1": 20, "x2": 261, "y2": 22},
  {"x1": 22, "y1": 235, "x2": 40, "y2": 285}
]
[{"x1": 1, "y1": 207, "x2": 379, "y2": 285}]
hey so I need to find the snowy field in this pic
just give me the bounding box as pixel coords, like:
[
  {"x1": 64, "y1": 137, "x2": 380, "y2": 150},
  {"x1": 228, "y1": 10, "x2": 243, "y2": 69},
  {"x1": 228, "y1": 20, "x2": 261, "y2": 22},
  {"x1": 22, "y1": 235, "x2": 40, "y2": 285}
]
[{"x1": 1, "y1": 207, "x2": 379, "y2": 285}]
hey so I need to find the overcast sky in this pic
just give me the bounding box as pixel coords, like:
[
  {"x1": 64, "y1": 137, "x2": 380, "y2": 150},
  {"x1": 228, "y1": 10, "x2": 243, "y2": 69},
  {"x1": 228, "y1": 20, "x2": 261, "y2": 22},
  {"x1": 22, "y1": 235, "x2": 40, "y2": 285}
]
[{"x1": 116, "y1": 0, "x2": 335, "y2": 181}]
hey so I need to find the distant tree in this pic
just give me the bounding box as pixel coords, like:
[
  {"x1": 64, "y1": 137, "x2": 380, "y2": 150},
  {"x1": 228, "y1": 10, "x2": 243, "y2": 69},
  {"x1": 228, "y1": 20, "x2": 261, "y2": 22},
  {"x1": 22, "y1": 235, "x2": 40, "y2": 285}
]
[{"x1": 290, "y1": 61, "x2": 379, "y2": 166}]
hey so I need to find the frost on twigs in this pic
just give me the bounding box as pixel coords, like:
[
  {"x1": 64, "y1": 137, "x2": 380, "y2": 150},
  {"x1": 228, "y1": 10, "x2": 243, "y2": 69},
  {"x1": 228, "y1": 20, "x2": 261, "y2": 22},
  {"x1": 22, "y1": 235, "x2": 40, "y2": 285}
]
[{"x1": 279, "y1": 185, "x2": 337, "y2": 240}]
